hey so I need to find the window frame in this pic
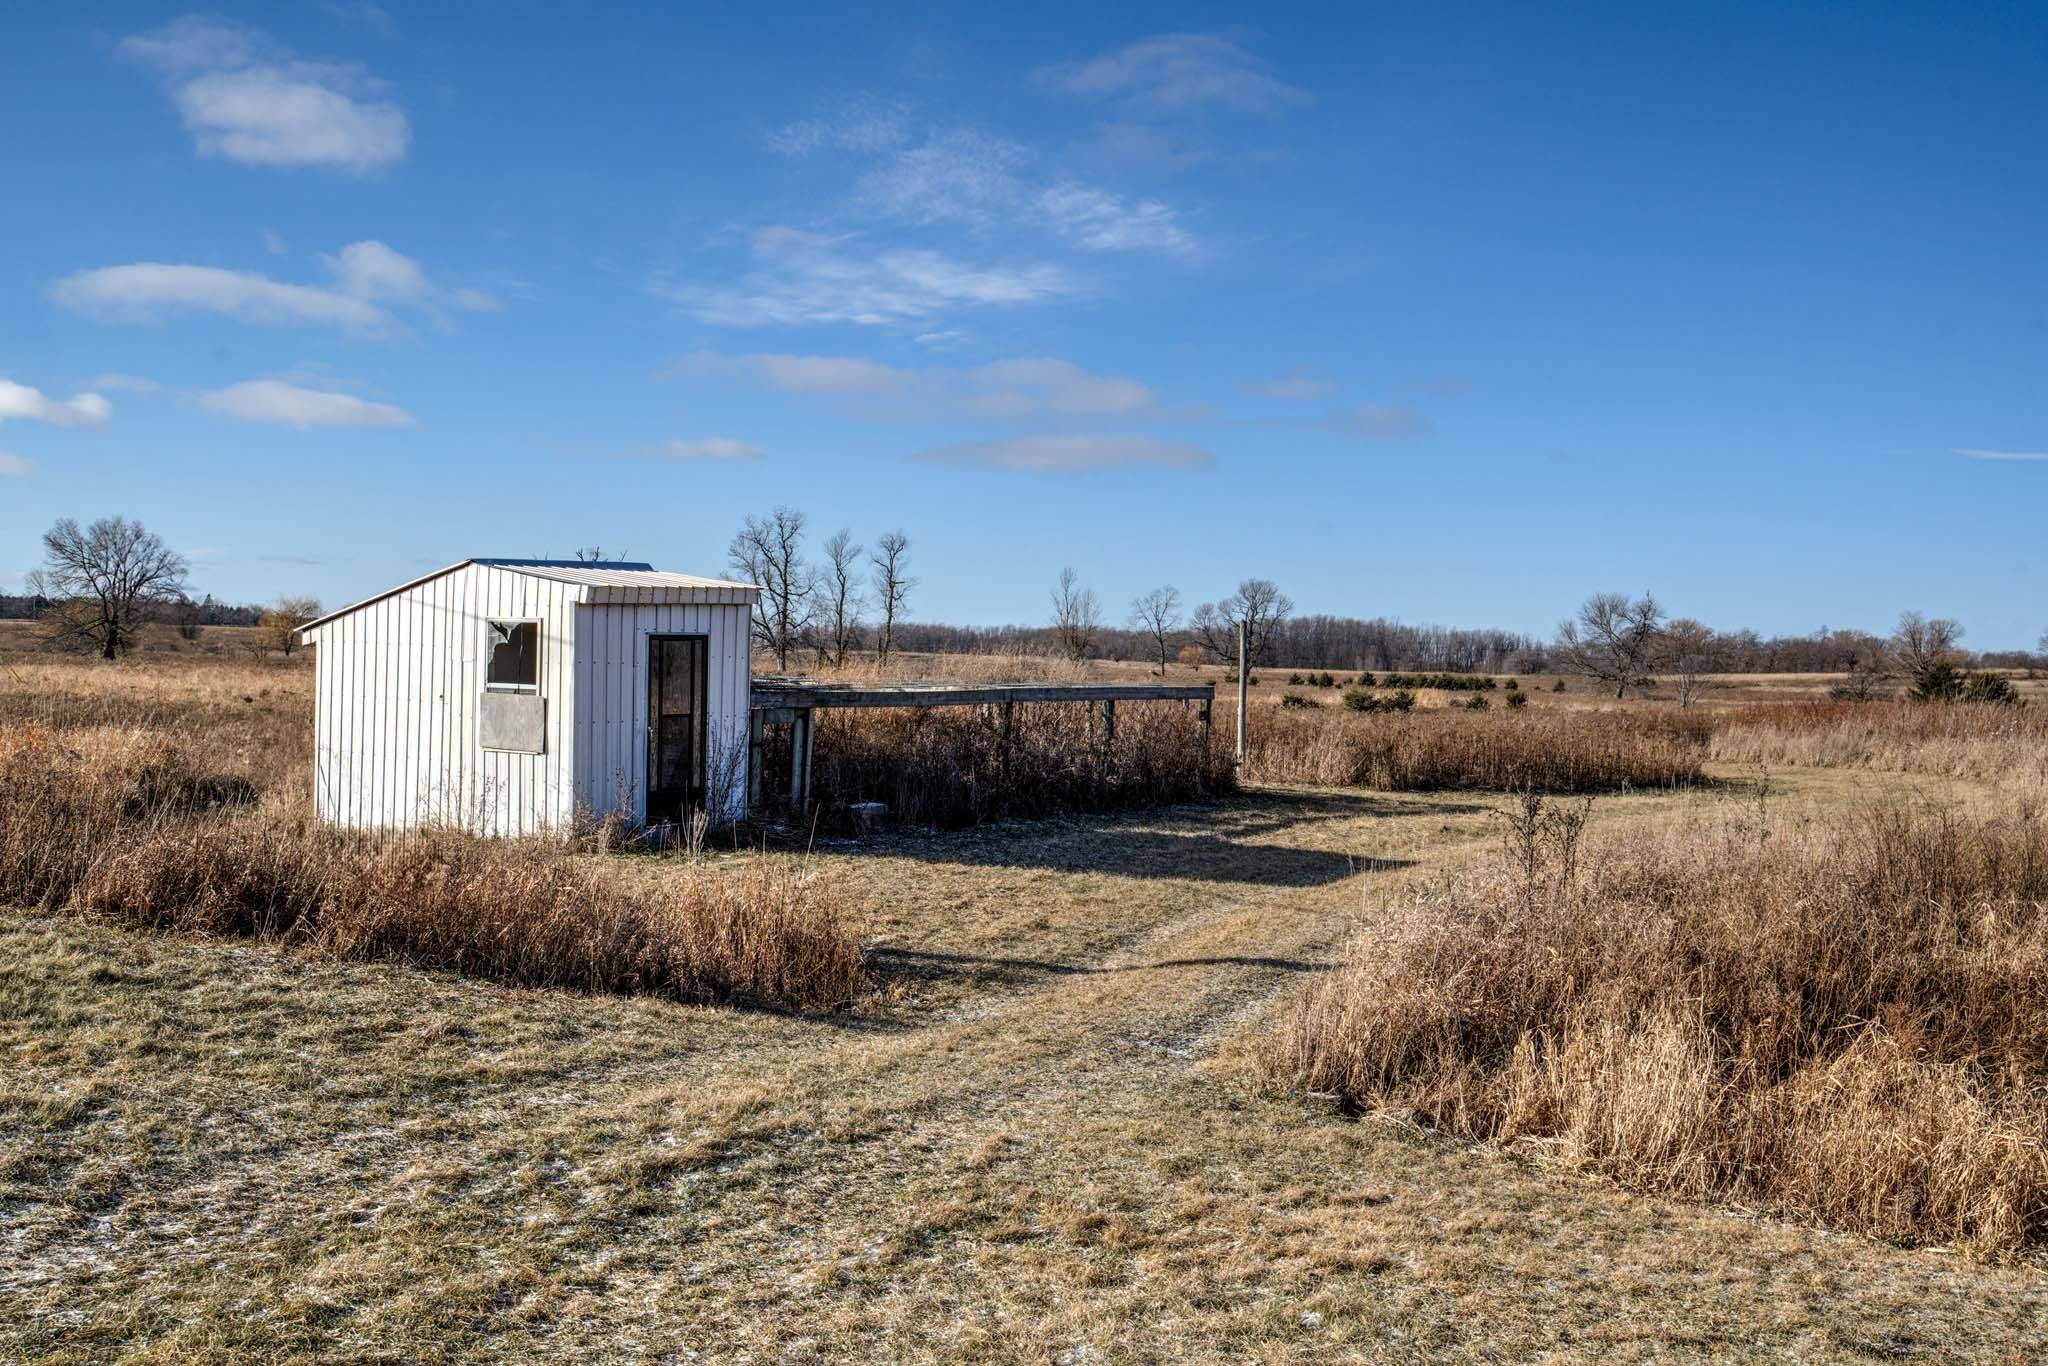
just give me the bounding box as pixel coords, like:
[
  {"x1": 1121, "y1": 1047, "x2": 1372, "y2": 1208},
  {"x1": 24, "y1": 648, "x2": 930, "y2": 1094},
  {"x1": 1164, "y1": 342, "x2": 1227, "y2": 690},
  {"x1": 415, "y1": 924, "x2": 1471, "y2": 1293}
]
[{"x1": 483, "y1": 618, "x2": 543, "y2": 694}]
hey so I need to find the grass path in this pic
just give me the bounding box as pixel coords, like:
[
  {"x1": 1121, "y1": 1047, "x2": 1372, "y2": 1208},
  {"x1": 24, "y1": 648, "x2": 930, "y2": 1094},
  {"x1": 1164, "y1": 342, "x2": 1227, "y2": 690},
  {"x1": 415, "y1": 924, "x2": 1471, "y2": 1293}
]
[{"x1": 5, "y1": 774, "x2": 2047, "y2": 1360}]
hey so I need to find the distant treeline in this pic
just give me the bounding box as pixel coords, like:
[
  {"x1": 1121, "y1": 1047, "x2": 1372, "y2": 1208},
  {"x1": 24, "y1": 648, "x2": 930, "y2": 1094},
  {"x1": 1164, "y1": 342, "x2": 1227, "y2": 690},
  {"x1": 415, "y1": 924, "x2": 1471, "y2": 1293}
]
[
  {"x1": 0, "y1": 593, "x2": 264, "y2": 629},
  {"x1": 892, "y1": 618, "x2": 2043, "y2": 675}
]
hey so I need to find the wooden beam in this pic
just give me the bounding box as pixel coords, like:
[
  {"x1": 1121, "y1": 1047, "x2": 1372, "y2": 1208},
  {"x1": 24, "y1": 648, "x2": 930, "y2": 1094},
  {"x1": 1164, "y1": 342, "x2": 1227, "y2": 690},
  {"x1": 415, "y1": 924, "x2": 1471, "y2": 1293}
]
[{"x1": 751, "y1": 681, "x2": 1214, "y2": 711}]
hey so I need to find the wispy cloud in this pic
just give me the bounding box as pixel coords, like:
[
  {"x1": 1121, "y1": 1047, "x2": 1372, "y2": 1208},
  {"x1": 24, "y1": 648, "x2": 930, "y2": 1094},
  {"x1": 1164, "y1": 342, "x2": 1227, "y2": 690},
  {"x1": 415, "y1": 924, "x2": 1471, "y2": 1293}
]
[
  {"x1": 652, "y1": 437, "x2": 763, "y2": 461},
  {"x1": 1956, "y1": 448, "x2": 2048, "y2": 462},
  {"x1": 675, "y1": 351, "x2": 1165, "y2": 420},
  {"x1": 652, "y1": 227, "x2": 1071, "y2": 327},
  {"x1": 1328, "y1": 403, "x2": 1426, "y2": 440},
  {"x1": 1034, "y1": 33, "x2": 1309, "y2": 115},
  {"x1": 1243, "y1": 369, "x2": 1334, "y2": 401},
  {"x1": 0, "y1": 378, "x2": 112, "y2": 428},
  {"x1": 853, "y1": 129, "x2": 1034, "y2": 225},
  {"x1": 915, "y1": 434, "x2": 1213, "y2": 473},
  {"x1": 771, "y1": 100, "x2": 1201, "y2": 261},
  {"x1": 199, "y1": 378, "x2": 413, "y2": 427},
  {"x1": 1037, "y1": 185, "x2": 1195, "y2": 256},
  {"x1": 0, "y1": 452, "x2": 32, "y2": 477},
  {"x1": 768, "y1": 95, "x2": 910, "y2": 156},
  {"x1": 120, "y1": 15, "x2": 409, "y2": 172},
  {"x1": 52, "y1": 241, "x2": 494, "y2": 333}
]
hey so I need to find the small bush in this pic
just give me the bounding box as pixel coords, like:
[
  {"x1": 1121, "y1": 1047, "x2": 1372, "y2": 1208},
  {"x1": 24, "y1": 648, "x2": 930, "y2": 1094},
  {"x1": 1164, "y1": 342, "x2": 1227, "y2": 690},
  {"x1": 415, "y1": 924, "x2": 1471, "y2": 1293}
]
[
  {"x1": 1280, "y1": 692, "x2": 1322, "y2": 710},
  {"x1": 1342, "y1": 687, "x2": 1376, "y2": 713},
  {"x1": 1463, "y1": 694, "x2": 1491, "y2": 711},
  {"x1": 1354, "y1": 672, "x2": 1376, "y2": 688},
  {"x1": 1553, "y1": 679, "x2": 1567, "y2": 692},
  {"x1": 1316, "y1": 672, "x2": 1337, "y2": 688},
  {"x1": 1963, "y1": 671, "x2": 2019, "y2": 705},
  {"x1": 1288, "y1": 673, "x2": 1304, "y2": 686},
  {"x1": 1504, "y1": 678, "x2": 1519, "y2": 691},
  {"x1": 1379, "y1": 672, "x2": 1496, "y2": 692},
  {"x1": 1385, "y1": 689, "x2": 1415, "y2": 712},
  {"x1": 1506, "y1": 691, "x2": 1529, "y2": 710}
]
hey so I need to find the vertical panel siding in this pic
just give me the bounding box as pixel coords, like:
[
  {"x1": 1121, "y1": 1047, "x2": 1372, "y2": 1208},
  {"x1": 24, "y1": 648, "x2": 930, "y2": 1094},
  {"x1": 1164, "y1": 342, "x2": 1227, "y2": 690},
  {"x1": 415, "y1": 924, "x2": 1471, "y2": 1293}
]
[
  {"x1": 572, "y1": 600, "x2": 752, "y2": 823},
  {"x1": 308, "y1": 563, "x2": 584, "y2": 837},
  {"x1": 312, "y1": 569, "x2": 751, "y2": 836}
]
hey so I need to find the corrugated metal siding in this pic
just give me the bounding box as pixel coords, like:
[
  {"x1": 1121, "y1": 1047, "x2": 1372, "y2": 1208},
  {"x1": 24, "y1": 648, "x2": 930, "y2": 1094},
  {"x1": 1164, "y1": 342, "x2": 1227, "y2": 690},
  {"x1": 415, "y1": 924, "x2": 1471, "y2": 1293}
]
[
  {"x1": 308, "y1": 563, "x2": 581, "y2": 835},
  {"x1": 572, "y1": 600, "x2": 752, "y2": 823}
]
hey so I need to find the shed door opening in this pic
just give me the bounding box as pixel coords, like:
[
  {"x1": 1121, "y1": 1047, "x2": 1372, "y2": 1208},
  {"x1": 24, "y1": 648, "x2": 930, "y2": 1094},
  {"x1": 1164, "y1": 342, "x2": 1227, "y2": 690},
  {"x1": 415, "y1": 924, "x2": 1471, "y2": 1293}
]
[{"x1": 646, "y1": 635, "x2": 708, "y2": 825}]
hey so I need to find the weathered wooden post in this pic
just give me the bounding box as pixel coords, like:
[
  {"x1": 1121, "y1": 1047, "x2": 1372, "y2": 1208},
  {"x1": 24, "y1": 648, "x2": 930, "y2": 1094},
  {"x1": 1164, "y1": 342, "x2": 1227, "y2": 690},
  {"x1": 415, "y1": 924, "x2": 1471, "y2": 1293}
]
[
  {"x1": 1100, "y1": 698, "x2": 1116, "y2": 745},
  {"x1": 1235, "y1": 619, "x2": 1249, "y2": 774}
]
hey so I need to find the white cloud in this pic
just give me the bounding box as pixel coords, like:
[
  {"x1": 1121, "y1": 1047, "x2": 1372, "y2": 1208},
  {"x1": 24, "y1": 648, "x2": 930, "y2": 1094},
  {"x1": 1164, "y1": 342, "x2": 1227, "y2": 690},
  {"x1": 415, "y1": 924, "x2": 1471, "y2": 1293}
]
[
  {"x1": 199, "y1": 378, "x2": 412, "y2": 428},
  {"x1": 1037, "y1": 185, "x2": 1194, "y2": 256},
  {"x1": 1330, "y1": 403, "x2": 1425, "y2": 440},
  {"x1": 324, "y1": 239, "x2": 428, "y2": 300},
  {"x1": 0, "y1": 452, "x2": 32, "y2": 477},
  {"x1": 768, "y1": 96, "x2": 910, "y2": 156},
  {"x1": 1956, "y1": 448, "x2": 2048, "y2": 462},
  {"x1": 52, "y1": 263, "x2": 389, "y2": 331},
  {"x1": 1035, "y1": 33, "x2": 1310, "y2": 115},
  {"x1": 679, "y1": 351, "x2": 1162, "y2": 420},
  {"x1": 915, "y1": 434, "x2": 1213, "y2": 473},
  {"x1": 1243, "y1": 369, "x2": 1334, "y2": 400},
  {"x1": 120, "y1": 16, "x2": 408, "y2": 172},
  {"x1": 0, "y1": 379, "x2": 112, "y2": 428},
  {"x1": 654, "y1": 437, "x2": 763, "y2": 461},
  {"x1": 53, "y1": 243, "x2": 494, "y2": 332},
  {"x1": 654, "y1": 227, "x2": 1071, "y2": 326}
]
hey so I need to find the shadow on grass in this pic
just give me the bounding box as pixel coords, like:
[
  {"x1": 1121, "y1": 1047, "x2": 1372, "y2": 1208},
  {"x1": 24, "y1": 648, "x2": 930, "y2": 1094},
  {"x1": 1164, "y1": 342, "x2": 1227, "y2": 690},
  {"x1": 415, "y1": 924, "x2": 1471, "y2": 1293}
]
[
  {"x1": 869, "y1": 946, "x2": 1335, "y2": 991},
  {"x1": 806, "y1": 787, "x2": 1456, "y2": 888}
]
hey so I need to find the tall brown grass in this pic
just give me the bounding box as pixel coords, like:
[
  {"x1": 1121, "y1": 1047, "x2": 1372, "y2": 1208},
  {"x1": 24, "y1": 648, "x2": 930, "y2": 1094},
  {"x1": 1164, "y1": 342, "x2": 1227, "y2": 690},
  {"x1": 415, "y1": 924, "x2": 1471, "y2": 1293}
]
[
  {"x1": 0, "y1": 725, "x2": 862, "y2": 1012},
  {"x1": 1712, "y1": 699, "x2": 2048, "y2": 790},
  {"x1": 1247, "y1": 706, "x2": 1710, "y2": 792},
  {"x1": 1267, "y1": 796, "x2": 2048, "y2": 1253},
  {"x1": 811, "y1": 700, "x2": 1233, "y2": 829}
]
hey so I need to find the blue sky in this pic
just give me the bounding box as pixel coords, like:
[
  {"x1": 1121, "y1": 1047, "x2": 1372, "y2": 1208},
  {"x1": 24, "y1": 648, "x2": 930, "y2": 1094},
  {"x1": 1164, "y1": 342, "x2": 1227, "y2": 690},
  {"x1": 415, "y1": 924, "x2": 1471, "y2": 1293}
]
[{"x1": 3, "y1": 2, "x2": 2044, "y2": 645}]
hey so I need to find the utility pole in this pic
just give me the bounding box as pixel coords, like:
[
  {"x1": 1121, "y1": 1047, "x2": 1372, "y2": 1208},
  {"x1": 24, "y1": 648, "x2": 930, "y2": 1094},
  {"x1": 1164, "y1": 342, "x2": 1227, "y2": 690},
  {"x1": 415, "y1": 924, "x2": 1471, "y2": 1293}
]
[{"x1": 1235, "y1": 618, "x2": 1249, "y2": 773}]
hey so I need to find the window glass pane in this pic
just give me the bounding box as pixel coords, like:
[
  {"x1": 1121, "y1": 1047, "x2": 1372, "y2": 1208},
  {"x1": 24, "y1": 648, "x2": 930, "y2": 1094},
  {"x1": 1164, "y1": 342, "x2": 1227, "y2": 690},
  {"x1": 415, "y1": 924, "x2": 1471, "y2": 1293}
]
[{"x1": 487, "y1": 621, "x2": 538, "y2": 687}]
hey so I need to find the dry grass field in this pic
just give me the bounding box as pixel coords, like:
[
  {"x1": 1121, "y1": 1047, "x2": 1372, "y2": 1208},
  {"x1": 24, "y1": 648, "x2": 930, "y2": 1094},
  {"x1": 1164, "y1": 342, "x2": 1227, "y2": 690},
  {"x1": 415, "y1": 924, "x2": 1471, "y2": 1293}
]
[{"x1": 5, "y1": 637, "x2": 2048, "y2": 1359}]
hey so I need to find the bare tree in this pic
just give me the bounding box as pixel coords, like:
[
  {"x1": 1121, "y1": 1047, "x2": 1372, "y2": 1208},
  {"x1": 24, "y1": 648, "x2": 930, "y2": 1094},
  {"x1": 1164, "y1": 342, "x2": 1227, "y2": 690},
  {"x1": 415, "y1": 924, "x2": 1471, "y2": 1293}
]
[
  {"x1": 28, "y1": 516, "x2": 189, "y2": 660},
  {"x1": 728, "y1": 507, "x2": 815, "y2": 671},
  {"x1": 869, "y1": 530, "x2": 915, "y2": 666},
  {"x1": 1192, "y1": 578, "x2": 1293, "y2": 672},
  {"x1": 1555, "y1": 592, "x2": 1665, "y2": 699},
  {"x1": 1891, "y1": 611, "x2": 1964, "y2": 677},
  {"x1": 1050, "y1": 567, "x2": 1102, "y2": 662},
  {"x1": 258, "y1": 595, "x2": 323, "y2": 658},
  {"x1": 1659, "y1": 617, "x2": 1719, "y2": 707},
  {"x1": 1128, "y1": 585, "x2": 1184, "y2": 675},
  {"x1": 572, "y1": 545, "x2": 629, "y2": 563},
  {"x1": 818, "y1": 528, "x2": 864, "y2": 668}
]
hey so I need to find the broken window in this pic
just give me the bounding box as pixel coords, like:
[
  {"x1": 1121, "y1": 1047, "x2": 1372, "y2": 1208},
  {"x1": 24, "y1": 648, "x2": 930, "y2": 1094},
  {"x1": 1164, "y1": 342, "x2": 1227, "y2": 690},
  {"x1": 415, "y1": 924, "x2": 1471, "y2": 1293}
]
[{"x1": 486, "y1": 620, "x2": 540, "y2": 690}]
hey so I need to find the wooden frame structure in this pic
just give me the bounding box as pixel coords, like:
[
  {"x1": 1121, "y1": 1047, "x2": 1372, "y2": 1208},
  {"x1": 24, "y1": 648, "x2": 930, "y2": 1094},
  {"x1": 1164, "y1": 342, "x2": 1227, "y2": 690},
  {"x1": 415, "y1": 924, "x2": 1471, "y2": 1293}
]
[{"x1": 748, "y1": 677, "x2": 1216, "y2": 815}]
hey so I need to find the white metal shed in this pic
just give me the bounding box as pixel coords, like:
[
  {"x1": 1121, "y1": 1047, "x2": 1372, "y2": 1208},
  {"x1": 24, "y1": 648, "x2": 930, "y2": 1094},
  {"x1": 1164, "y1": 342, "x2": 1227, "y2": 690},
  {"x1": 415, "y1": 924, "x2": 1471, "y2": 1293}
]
[{"x1": 299, "y1": 559, "x2": 759, "y2": 836}]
